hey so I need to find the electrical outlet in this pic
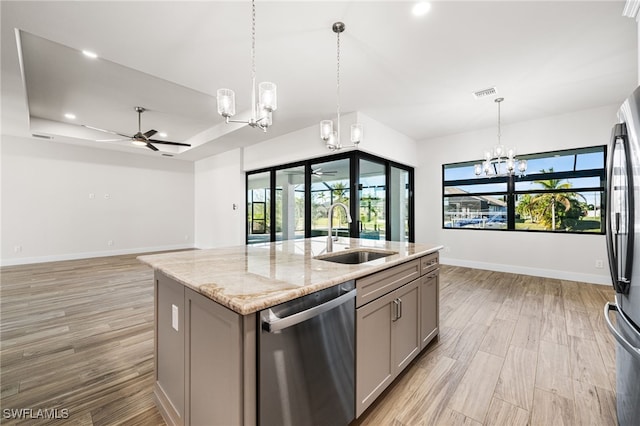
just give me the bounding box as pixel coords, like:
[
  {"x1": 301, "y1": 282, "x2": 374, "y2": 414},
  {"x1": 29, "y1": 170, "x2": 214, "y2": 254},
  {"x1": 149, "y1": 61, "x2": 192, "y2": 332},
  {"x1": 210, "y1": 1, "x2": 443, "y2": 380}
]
[
  {"x1": 595, "y1": 259, "x2": 604, "y2": 269},
  {"x1": 444, "y1": 246, "x2": 451, "y2": 253},
  {"x1": 172, "y1": 305, "x2": 179, "y2": 331},
  {"x1": 184, "y1": 234, "x2": 189, "y2": 241},
  {"x1": 104, "y1": 193, "x2": 110, "y2": 199},
  {"x1": 89, "y1": 193, "x2": 95, "y2": 199},
  {"x1": 13, "y1": 245, "x2": 22, "y2": 253},
  {"x1": 107, "y1": 240, "x2": 114, "y2": 247}
]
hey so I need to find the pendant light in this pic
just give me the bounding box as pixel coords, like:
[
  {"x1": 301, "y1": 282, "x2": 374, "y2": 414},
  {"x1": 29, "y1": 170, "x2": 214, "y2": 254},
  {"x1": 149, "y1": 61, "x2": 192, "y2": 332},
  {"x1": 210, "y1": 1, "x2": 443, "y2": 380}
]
[
  {"x1": 216, "y1": 0, "x2": 277, "y2": 132},
  {"x1": 474, "y1": 98, "x2": 527, "y2": 177},
  {"x1": 320, "y1": 22, "x2": 362, "y2": 150}
]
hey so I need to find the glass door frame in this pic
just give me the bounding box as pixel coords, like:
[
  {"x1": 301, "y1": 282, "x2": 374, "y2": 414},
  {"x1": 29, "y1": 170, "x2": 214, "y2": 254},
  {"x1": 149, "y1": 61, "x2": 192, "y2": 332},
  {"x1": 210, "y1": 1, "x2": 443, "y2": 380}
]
[{"x1": 245, "y1": 151, "x2": 414, "y2": 244}]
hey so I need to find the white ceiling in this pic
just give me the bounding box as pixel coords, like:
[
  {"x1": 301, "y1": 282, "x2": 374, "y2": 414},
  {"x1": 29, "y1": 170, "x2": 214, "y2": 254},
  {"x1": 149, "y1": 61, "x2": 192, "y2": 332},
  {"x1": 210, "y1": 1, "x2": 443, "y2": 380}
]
[{"x1": 1, "y1": 1, "x2": 637, "y2": 161}]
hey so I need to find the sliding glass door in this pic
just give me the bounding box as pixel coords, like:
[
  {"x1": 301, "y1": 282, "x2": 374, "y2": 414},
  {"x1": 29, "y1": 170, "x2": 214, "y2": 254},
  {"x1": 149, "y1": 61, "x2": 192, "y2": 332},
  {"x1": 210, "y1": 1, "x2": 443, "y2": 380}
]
[
  {"x1": 389, "y1": 165, "x2": 411, "y2": 242},
  {"x1": 358, "y1": 159, "x2": 386, "y2": 240},
  {"x1": 275, "y1": 167, "x2": 305, "y2": 241},
  {"x1": 310, "y1": 158, "x2": 351, "y2": 238},
  {"x1": 246, "y1": 152, "x2": 414, "y2": 244},
  {"x1": 247, "y1": 172, "x2": 271, "y2": 244}
]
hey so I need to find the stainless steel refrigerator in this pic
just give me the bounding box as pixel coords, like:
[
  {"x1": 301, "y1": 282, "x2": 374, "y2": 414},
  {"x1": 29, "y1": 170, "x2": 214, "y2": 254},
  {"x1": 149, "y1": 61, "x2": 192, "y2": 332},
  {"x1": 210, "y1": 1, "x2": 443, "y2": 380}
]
[{"x1": 605, "y1": 85, "x2": 640, "y2": 426}]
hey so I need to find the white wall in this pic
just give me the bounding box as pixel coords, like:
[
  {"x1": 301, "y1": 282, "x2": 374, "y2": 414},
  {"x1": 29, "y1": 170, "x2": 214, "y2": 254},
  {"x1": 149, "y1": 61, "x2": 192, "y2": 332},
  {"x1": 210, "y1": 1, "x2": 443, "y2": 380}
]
[
  {"x1": 194, "y1": 148, "x2": 245, "y2": 248},
  {"x1": 415, "y1": 104, "x2": 619, "y2": 284},
  {"x1": 243, "y1": 112, "x2": 417, "y2": 172},
  {"x1": 192, "y1": 113, "x2": 418, "y2": 248},
  {"x1": 1, "y1": 135, "x2": 195, "y2": 265}
]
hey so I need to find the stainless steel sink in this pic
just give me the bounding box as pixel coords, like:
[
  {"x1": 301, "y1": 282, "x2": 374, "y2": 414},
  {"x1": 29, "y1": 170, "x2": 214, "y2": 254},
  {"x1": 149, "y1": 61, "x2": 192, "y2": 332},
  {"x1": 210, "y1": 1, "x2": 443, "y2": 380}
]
[{"x1": 315, "y1": 249, "x2": 397, "y2": 265}]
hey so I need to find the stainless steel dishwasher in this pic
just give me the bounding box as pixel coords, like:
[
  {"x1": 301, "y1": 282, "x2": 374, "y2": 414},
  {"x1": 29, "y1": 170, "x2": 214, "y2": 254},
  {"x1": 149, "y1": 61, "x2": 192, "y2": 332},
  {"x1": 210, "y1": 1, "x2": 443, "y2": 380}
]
[{"x1": 258, "y1": 281, "x2": 355, "y2": 426}]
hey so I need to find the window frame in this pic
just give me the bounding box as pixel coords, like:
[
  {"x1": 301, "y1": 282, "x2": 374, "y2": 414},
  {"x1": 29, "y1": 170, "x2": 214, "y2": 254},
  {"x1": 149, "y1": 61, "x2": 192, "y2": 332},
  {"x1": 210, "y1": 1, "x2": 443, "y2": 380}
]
[
  {"x1": 246, "y1": 151, "x2": 415, "y2": 244},
  {"x1": 442, "y1": 145, "x2": 606, "y2": 234}
]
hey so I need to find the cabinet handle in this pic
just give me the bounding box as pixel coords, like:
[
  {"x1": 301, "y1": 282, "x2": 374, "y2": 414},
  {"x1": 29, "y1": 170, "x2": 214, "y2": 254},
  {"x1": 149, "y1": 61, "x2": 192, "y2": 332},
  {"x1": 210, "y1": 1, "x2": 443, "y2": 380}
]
[
  {"x1": 392, "y1": 299, "x2": 400, "y2": 322},
  {"x1": 426, "y1": 269, "x2": 440, "y2": 279},
  {"x1": 398, "y1": 298, "x2": 402, "y2": 320}
]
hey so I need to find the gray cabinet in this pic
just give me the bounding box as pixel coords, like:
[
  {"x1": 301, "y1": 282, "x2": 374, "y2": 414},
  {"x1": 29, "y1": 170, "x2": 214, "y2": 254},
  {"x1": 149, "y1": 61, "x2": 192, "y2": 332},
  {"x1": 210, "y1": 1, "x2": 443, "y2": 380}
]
[
  {"x1": 154, "y1": 272, "x2": 256, "y2": 426},
  {"x1": 355, "y1": 253, "x2": 439, "y2": 418},
  {"x1": 155, "y1": 273, "x2": 186, "y2": 425},
  {"x1": 355, "y1": 286, "x2": 394, "y2": 417},
  {"x1": 185, "y1": 288, "x2": 243, "y2": 426},
  {"x1": 419, "y1": 268, "x2": 439, "y2": 350},
  {"x1": 355, "y1": 277, "x2": 420, "y2": 417},
  {"x1": 392, "y1": 280, "x2": 420, "y2": 373}
]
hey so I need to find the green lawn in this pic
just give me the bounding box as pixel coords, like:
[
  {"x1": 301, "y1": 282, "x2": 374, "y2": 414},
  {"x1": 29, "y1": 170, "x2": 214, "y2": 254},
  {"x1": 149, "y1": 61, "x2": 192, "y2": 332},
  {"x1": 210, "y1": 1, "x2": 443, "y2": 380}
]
[{"x1": 515, "y1": 219, "x2": 601, "y2": 232}]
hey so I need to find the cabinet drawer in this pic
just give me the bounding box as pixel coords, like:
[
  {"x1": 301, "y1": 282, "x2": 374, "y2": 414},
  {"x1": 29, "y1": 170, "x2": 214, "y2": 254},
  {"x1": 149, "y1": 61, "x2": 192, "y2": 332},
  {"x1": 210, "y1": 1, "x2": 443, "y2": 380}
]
[
  {"x1": 420, "y1": 252, "x2": 439, "y2": 275},
  {"x1": 356, "y1": 259, "x2": 420, "y2": 307}
]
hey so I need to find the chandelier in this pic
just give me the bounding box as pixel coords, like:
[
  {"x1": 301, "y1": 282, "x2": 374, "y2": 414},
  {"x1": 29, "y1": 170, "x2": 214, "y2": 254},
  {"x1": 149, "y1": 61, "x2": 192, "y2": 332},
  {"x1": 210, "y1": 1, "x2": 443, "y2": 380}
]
[
  {"x1": 474, "y1": 98, "x2": 527, "y2": 177},
  {"x1": 320, "y1": 22, "x2": 362, "y2": 150},
  {"x1": 216, "y1": 0, "x2": 277, "y2": 132}
]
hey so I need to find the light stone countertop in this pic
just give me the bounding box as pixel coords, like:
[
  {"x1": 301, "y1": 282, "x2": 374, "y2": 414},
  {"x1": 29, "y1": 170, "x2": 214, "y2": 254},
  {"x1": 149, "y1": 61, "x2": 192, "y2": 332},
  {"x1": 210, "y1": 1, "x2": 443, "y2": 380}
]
[{"x1": 138, "y1": 237, "x2": 443, "y2": 315}]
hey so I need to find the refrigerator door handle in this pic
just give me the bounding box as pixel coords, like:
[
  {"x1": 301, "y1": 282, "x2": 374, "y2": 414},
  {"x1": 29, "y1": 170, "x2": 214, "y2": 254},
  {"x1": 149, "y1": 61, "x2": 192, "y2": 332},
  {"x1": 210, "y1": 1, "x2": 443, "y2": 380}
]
[
  {"x1": 606, "y1": 123, "x2": 633, "y2": 294},
  {"x1": 604, "y1": 302, "x2": 640, "y2": 362}
]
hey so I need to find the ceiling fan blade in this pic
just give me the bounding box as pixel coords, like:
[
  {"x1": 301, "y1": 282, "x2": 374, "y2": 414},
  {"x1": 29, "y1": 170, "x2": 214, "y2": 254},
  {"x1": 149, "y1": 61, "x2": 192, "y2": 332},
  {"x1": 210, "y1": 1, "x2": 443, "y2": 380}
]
[
  {"x1": 143, "y1": 129, "x2": 157, "y2": 138},
  {"x1": 146, "y1": 143, "x2": 159, "y2": 151},
  {"x1": 147, "y1": 139, "x2": 191, "y2": 147},
  {"x1": 83, "y1": 125, "x2": 130, "y2": 138}
]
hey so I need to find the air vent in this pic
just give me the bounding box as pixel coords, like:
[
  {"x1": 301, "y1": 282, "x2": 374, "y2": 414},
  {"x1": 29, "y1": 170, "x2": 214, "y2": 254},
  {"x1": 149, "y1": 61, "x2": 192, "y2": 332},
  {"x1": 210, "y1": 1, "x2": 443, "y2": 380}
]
[
  {"x1": 32, "y1": 134, "x2": 53, "y2": 140},
  {"x1": 162, "y1": 154, "x2": 174, "y2": 157},
  {"x1": 472, "y1": 86, "x2": 498, "y2": 99}
]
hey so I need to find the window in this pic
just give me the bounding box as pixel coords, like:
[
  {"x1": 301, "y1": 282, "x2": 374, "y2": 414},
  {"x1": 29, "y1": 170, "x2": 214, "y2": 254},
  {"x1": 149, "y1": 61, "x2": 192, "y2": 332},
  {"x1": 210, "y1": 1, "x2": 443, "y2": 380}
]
[{"x1": 442, "y1": 146, "x2": 605, "y2": 234}]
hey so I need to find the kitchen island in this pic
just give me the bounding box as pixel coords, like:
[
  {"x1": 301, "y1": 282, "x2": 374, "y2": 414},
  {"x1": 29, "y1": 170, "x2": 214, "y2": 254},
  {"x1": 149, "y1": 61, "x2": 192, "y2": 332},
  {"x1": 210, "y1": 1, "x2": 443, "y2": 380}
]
[{"x1": 139, "y1": 237, "x2": 442, "y2": 426}]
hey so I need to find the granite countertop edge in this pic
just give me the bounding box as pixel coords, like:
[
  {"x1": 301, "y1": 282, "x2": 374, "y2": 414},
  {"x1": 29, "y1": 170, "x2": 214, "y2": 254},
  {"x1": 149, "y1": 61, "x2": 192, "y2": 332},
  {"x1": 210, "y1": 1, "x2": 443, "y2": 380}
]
[{"x1": 139, "y1": 238, "x2": 443, "y2": 315}]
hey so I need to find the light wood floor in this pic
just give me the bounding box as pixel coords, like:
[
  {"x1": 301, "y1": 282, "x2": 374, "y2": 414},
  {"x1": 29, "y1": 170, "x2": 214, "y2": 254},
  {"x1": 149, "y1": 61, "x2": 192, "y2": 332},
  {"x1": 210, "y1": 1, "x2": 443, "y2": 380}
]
[{"x1": 1, "y1": 255, "x2": 617, "y2": 425}]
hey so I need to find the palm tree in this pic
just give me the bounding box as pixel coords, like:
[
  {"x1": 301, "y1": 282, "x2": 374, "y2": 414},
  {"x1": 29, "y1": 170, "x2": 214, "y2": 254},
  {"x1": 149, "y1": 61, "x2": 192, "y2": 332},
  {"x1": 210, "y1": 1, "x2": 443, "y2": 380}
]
[{"x1": 530, "y1": 169, "x2": 586, "y2": 230}]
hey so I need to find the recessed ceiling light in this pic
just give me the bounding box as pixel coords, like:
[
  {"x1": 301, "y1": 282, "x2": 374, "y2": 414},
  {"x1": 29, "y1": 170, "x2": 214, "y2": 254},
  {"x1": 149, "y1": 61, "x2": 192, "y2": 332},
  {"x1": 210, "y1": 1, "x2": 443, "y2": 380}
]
[
  {"x1": 64, "y1": 113, "x2": 76, "y2": 120},
  {"x1": 412, "y1": 2, "x2": 431, "y2": 17},
  {"x1": 82, "y1": 50, "x2": 98, "y2": 59},
  {"x1": 158, "y1": 132, "x2": 168, "y2": 138}
]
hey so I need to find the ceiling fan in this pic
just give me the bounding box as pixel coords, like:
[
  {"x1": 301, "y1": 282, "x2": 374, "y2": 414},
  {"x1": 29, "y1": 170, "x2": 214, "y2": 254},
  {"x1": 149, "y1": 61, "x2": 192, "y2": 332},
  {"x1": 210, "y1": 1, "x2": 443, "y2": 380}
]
[
  {"x1": 311, "y1": 167, "x2": 337, "y2": 176},
  {"x1": 283, "y1": 167, "x2": 338, "y2": 177},
  {"x1": 83, "y1": 107, "x2": 191, "y2": 152}
]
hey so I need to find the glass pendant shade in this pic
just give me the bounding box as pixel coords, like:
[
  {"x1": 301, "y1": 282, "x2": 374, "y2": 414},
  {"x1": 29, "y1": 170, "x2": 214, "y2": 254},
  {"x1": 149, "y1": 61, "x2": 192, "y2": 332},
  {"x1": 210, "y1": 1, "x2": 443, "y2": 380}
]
[
  {"x1": 217, "y1": 89, "x2": 236, "y2": 118},
  {"x1": 259, "y1": 82, "x2": 277, "y2": 112},
  {"x1": 474, "y1": 163, "x2": 483, "y2": 176},
  {"x1": 320, "y1": 120, "x2": 333, "y2": 141},
  {"x1": 351, "y1": 123, "x2": 363, "y2": 144},
  {"x1": 258, "y1": 107, "x2": 272, "y2": 127},
  {"x1": 518, "y1": 159, "x2": 528, "y2": 173},
  {"x1": 327, "y1": 131, "x2": 338, "y2": 149}
]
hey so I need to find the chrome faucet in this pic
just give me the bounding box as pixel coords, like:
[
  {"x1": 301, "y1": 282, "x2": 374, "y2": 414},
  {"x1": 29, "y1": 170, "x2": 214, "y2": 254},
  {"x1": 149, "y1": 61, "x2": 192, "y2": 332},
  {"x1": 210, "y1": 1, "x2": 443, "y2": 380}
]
[{"x1": 327, "y1": 202, "x2": 352, "y2": 252}]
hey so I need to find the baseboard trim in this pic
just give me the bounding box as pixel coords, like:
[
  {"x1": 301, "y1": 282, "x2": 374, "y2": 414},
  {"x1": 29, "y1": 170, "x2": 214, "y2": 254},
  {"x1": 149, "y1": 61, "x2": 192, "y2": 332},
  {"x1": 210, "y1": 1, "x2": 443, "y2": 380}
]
[
  {"x1": 440, "y1": 256, "x2": 612, "y2": 286},
  {"x1": 1, "y1": 244, "x2": 195, "y2": 267}
]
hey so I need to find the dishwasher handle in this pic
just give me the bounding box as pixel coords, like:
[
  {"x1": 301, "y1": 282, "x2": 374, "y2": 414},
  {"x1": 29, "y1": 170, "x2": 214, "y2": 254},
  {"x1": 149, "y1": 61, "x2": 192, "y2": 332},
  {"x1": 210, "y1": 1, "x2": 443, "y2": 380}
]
[{"x1": 262, "y1": 289, "x2": 356, "y2": 333}]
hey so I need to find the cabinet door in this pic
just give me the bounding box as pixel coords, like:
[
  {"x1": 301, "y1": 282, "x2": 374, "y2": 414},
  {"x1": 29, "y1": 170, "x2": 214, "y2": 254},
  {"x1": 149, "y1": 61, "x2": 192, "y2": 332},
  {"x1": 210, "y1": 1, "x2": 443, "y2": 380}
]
[
  {"x1": 355, "y1": 290, "x2": 396, "y2": 418},
  {"x1": 391, "y1": 279, "x2": 420, "y2": 374},
  {"x1": 420, "y1": 269, "x2": 439, "y2": 350}
]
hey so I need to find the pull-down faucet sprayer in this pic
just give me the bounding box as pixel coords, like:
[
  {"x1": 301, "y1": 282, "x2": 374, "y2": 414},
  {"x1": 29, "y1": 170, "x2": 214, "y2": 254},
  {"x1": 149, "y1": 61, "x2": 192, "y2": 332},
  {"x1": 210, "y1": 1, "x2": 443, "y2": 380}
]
[{"x1": 327, "y1": 202, "x2": 352, "y2": 252}]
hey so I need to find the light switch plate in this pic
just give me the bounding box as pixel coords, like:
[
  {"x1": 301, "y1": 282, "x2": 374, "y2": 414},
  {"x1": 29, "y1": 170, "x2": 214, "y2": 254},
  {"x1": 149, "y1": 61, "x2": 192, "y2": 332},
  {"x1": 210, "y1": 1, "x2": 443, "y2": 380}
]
[{"x1": 172, "y1": 304, "x2": 179, "y2": 331}]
